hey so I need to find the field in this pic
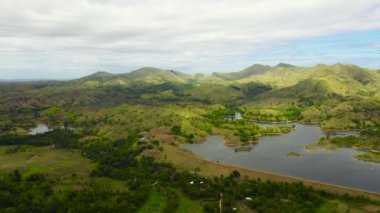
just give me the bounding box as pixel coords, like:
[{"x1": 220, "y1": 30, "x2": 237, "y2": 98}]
[
  {"x1": 0, "y1": 145, "x2": 94, "y2": 177},
  {"x1": 317, "y1": 200, "x2": 380, "y2": 213},
  {"x1": 138, "y1": 188, "x2": 203, "y2": 213},
  {"x1": 138, "y1": 189, "x2": 167, "y2": 213},
  {"x1": 176, "y1": 196, "x2": 203, "y2": 213}
]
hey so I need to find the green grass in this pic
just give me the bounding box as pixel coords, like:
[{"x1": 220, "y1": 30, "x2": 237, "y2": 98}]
[
  {"x1": 52, "y1": 176, "x2": 129, "y2": 193},
  {"x1": 138, "y1": 188, "x2": 203, "y2": 213},
  {"x1": 317, "y1": 199, "x2": 380, "y2": 213},
  {"x1": 92, "y1": 177, "x2": 129, "y2": 192},
  {"x1": 287, "y1": 151, "x2": 300, "y2": 157},
  {"x1": 356, "y1": 152, "x2": 380, "y2": 163},
  {"x1": 138, "y1": 189, "x2": 167, "y2": 213},
  {"x1": 317, "y1": 200, "x2": 351, "y2": 213},
  {"x1": 23, "y1": 165, "x2": 55, "y2": 177},
  {"x1": 0, "y1": 145, "x2": 94, "y2": 177},
  {"x1": 177, "y1": 196, "x2": 203, "y2": 213}
]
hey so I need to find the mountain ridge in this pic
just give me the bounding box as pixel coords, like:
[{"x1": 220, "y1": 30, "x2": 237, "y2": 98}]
[
  {"x1": 2, "y1": 63, "x2": 379, "y2": 105},
  {"x1": 77, "y1": 63, "x2": 380, "y2": 83}
]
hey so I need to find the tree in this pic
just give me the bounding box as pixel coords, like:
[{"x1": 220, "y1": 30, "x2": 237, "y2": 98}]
[
  {"x1": 231, "y1": 170, "x2": 240, "y2": 179},
  {"x1": 12, "y1": 169, "x2": 21, "y2": 182},
  {"x1": 170, "y1": 125, "x2": 181, "y2": 135}
]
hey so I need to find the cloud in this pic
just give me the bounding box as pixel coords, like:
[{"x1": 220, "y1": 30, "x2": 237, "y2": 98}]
[{"x1": 0, "y1": 0, "x2": 379, "y2": 78}]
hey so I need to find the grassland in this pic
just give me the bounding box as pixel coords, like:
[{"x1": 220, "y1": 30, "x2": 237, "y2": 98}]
[
  {"x1": 138, "y1": 189, "x2": 167, "y2": 213},
  {"x1": 176, "y1": 196, "x2": 203, "y2": 213},
  {"x1": 0, "y1": 145, "x2": 94, "y2": 177},
  {"x1": 138, "y1": 188, "x2": 203, "y2": 213},
  {"x1": 356, "y1": 152, "x2": 380, "y2": 163},
  {"x1": 317, "y1": 200, "x2": 380, "y2": 213}
]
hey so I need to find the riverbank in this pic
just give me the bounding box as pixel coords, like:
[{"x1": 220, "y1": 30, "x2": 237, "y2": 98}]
[
  {"x1": 160, "y1": 143, "x2": 380, "y2": 201},
  {"x1": 253, "y1": 119, "x2": 364, "y2": 133},
  {"x1": 249, "y1": 120, "x2": 298, "y2": 124}
]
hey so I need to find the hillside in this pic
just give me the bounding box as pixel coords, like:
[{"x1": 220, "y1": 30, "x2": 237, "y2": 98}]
[
  {"x1": 259, "y1": 64, "x2": 380, "y2": 99},
  {"x1": 56, "y1": 63, "x2": 380, "y2": 94},
  {"x1": 0, "y1": 63, "x2": 379, "y2": 129},
  {"x1": 213, "y1": 64, "x2": 272, "y2": 80},
  {"x1": 1, "y1": 63, "x2": 380, "y2": 212},
  {"x1": 121, "y1": 67, "x2": 191, "y2": 84}
]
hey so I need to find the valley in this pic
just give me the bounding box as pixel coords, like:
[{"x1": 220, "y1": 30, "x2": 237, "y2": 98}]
[{"x1": 0, "y1": 63, "x2": 380, "y2": 212}]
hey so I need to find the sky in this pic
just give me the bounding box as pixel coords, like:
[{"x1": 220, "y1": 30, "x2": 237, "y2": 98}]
[{"x1": 0, "y1": 0, "x2": 379, "y2": 79}]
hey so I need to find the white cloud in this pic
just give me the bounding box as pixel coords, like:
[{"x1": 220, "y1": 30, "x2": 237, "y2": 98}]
[{"x1": 0, "y1": 0, "x2": 379, "y2": 78}]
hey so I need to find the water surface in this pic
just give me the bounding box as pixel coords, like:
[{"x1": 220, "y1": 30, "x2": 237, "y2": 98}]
[{"x1": 182, "y1": 123, "x2": 380, "y2": 193}]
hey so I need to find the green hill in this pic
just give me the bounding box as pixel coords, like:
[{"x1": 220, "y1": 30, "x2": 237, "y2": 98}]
[
  {"x1": 79, "y1": 71, "x2": 117, "y2": 82},
  {"x1": 122, "y1": 67, "x2": 191, "y2": 84},
  {"x1": 1, "y1": 63, "x2": 379, "y2": 118},
  {"x1": 213, "y1": 64, "x2": 271, "y2": 80},
  {"x1": 64, "y1": 63, "x2": 380, "y2": 95},
  {"x1": 263, "y1": 64, "x2": 380, "y2": 99}
]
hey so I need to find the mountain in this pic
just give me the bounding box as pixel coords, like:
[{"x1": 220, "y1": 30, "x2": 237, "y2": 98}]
[
  {"x1": 213, "y1": 64, "x2": 271, "y2": 80},
  {"x1": 256, "y1": 64, "x2": 380, "y2": 100},
  {"x1": 79, "y1": 71, "x2": 118, "y2": 82},
  {"x1": 1, "y1": 63, "x2": 379, "y2": 110},
  {"x1": 121, "y1": 67, "x2": 191, "y2": 83},
  {"x1": 274, "y1": 62, "x2": 297, "y2": 68},
  {"x1": 69, "y1": 63, "x2": 380, "y2": 94},
  {"x1": 68, "y1": 67, "x2": 193, "y2": 89}
]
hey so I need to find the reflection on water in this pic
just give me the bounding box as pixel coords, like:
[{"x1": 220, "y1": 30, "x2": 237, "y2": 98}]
[{"x1": 182, "y1": 123, "x2": 380, "y2": 193}]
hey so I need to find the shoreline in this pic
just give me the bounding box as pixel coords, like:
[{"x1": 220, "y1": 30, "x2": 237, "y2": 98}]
[
  {"x1": 205, "y1": 126, "x2": 296, "y2": 147},
  {"x1": 251, "y1": 119, "x2": 365, "y2": 132},
  {"x1": 219, "y1": 160, "x2": 380, "y2": 197},
  {"x1": 162, "y1": 143, "x2": 380, "y2": 201},
  {"x1": 248, "y1": 120, "x2": 298, "y2": 124},
  {"x1": 305, "y1": 139, "x2": 380, "y2": 163}
]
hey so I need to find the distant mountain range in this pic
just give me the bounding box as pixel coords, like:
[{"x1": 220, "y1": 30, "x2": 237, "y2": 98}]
[
  {"x1": 70, "y1": 63, "x2": 379, "y2": 97},
  {"x1": 1, "y1": 63, "x2": 379, "y2": 130},
  {"x1": 1, "y1": 63, "x2": 379, "y2": 106}
]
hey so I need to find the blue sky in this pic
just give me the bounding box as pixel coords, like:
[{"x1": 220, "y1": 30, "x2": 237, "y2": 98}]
[
  {"x1": 250, "y1": 29, "x2": 380, "y2": 69},
  {"x1": 0, "y1": 0, "x2": 379, "y2": 79}
]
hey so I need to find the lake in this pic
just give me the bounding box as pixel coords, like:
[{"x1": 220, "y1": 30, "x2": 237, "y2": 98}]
[{"x1": 182, "y1": 123, "x2": 380, "y2": 193}]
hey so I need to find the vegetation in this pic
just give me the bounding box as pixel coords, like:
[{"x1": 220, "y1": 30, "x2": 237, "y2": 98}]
[
  {"x1": 0, "y1": 145, "x2": 93, "y2": 177},
  {"x1": 206, "y1": 109, "x2": 294, "y2": 143},
  {"x1": 356, "y1": 152, "x2": 380, "y2": 163},
  {"x1": 0, "y1": 131, "x2": 379, "y2": 212},
  {"x1": 306, "y1": 126, "x2": 380, "y2": 163},
  {"x1": 287, "y1": 151, "x2": 301, "y2": 157},
  {"x1": 0, "y1": 63, "x2": 380, "y2": 211},
  {"x1": 314, "y1": 128, "x2": 380, "y2": 151}
]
